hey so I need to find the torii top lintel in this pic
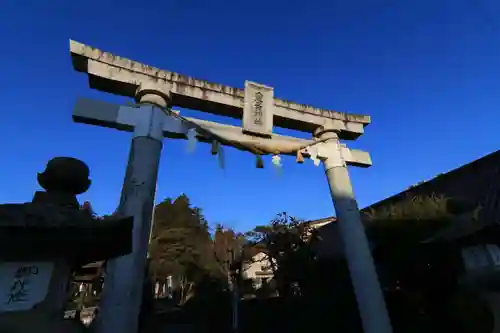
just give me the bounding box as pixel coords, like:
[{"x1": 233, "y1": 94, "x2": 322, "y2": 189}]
[{"x1": 70, "y1": 40, "x2": 371, "y2": 140}]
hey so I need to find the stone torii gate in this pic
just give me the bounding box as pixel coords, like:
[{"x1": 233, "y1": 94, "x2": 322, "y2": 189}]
[{"x1": 69, "y1": 40, "x2": 393, "y2": 333}]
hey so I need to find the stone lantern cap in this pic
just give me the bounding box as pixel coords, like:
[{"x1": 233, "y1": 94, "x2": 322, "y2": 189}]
[{"x1": 0, "y1": 157, "x2": 133, "y2": 265}]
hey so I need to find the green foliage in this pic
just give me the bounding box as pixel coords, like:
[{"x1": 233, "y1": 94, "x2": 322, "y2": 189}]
[
  {"x1": 213, "y1": 224, "x2": 247, "y2": 277},
  {"x1": 148, "y1": 194, "x2": 218, "y2": 302},
  {"x1": 247, "y1": 212, "x2": 318, "y2": 298},
  {"x1": 364, "y1": 194, "x2": 456, "y2": 247}
]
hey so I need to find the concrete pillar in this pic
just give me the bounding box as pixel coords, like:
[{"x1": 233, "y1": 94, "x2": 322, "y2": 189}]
[
  {"x1": 95, "y1": 84, "x2": 170, "y2": 333},
  {"x1": 315, "y1": 129, "x2": 393, "y2": 333}
]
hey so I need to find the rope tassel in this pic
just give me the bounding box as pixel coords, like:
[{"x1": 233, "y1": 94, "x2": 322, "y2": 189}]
[
  {"x1": 296, "y1": 150, "x2": 304, "y2": 164},
  {"x1": 256, "y1": 155, "x2": 264, "y2": 169},
  {"x1": 218, "y1": 145, "x2": 225, "y2": 169},
  {"x1": 211, "y1": 140, "x2": 220, "y2": 155}
]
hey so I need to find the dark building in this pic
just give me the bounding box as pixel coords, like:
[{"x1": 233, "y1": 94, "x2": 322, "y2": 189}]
[
  {"x1": 362, "y1": 150, "x2": 500, "y2": 225},
  {"x1": 312, "y1": 150, "x2": 500, "y2": 258}
]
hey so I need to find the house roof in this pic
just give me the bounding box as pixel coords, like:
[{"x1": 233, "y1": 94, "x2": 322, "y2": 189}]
[
  {"x1": 304, "y1": 216, "x2": 337, "y2": 227},
  {"x1": 82, "y1": 261, "x2": 105, "y2": 269}
]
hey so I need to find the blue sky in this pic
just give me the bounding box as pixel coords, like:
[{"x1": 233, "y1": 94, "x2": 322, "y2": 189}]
[{"x1": 1, "y1": 0, "x2": 499, "y2": 232}]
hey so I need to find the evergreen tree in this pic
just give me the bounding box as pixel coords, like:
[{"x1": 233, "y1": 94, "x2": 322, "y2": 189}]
[
  {"x1": 148, "y1": 194, "x2": 217, "y2": 303},
  {"x1": 247, "y1": 212, "x2": 316, "y2": 298}
]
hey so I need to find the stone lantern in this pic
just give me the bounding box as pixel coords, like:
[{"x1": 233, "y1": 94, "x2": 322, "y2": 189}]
[{"x1": 0, "y1": 157, "x2": 133, "y2": 333}]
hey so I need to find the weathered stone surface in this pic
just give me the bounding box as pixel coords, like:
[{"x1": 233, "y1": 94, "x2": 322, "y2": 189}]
[
  {"x1": 70, "y1": 40, "x2": 370, "y2": 139},
  {"x1": 0, "y1": 201, "x2": 132, "y2": 263},
  {"x1": 0, "y1": 262, "x2": 54, "y2": 312}
]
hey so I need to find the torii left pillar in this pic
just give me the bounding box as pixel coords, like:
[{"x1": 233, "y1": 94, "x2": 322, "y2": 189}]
[{"x1": 94, "y1": 83, "x2": 171, "y2": 333}]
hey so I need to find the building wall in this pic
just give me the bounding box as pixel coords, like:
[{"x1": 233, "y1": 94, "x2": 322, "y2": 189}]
[{"x1": 242, "y1": 252, "x2": 274, "y2": 288}]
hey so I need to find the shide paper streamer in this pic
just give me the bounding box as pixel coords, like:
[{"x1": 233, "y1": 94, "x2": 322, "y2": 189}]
[
  {"x1": 309, "y1": 148, "x2": 321, "y2": 166},
  {"x1": 272, "y1": 154, "x2": 282, "y2": 176},
  {"x1": 218, "y1": 145, "x2": 225, "y2": 169},
  {"x1": 186, "y1": 128, "x2": 198, "y2": 153}
]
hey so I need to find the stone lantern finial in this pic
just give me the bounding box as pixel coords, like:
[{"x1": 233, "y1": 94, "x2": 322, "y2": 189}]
[{"x1": 37, "y1": 157, "x2": 91, "y2": 195}]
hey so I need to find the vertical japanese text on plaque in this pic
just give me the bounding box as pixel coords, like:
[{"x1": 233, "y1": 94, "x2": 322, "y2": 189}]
[
  {"x1": 242, "y1": 81, "x2": 274, "y2": 136},
  {"x1": 253, "y1": 92, "x2": 264, "y2": 125},
  {"x1": 5, "y1": 266, "x2": 39, "y2": 305}
]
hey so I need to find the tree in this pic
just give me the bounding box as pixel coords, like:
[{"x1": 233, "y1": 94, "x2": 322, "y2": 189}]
[
  {"x1": 213, "y1": 224, "x2": 237, "y2": 277},
  {"x1": 247, "y1": 212, "x2": 318, "y2": 298},
  {"x1": 213, "y1": 224, "x2": 249, "y2": 279},
  {"x1": 239, "y1": 213, "x2": 364, "y2": 333},
  {"x1": 148, "y1": 194, "x2": 216, "y2": 303}
]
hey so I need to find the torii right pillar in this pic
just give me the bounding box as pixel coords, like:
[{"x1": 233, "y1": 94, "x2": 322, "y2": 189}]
[{"x1": 314, "y1": 127, "x2": 393, "y2": 333}]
